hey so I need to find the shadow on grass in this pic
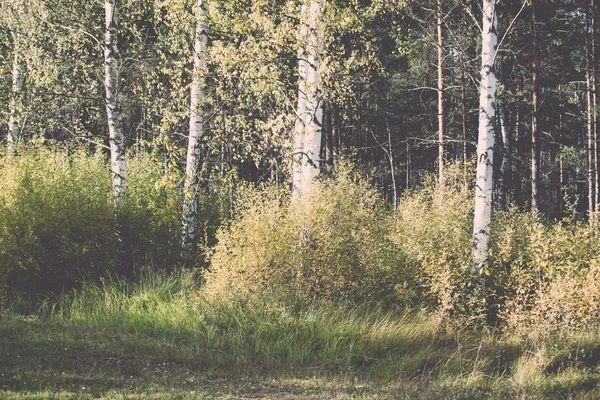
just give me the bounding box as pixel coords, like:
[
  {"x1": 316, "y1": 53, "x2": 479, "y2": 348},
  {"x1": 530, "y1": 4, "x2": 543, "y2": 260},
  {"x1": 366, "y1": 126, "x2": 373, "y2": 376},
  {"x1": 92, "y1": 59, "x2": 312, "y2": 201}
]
[{"x1": 3, "y1": 315, "x2": 599, "y2": 399}]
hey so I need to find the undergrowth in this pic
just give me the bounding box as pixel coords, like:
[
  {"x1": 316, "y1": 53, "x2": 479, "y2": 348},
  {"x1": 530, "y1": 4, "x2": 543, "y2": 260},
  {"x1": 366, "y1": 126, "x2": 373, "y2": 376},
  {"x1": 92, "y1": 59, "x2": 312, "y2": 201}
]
[{"x1": 3, "y1": 272, "x2": 600, "y2": 398}]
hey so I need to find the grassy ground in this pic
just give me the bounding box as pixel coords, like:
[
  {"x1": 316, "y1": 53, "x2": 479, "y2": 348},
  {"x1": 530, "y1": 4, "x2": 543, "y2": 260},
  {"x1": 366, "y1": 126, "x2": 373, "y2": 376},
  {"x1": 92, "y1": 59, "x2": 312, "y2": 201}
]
[{"x1": 2, "y1": 273, "x2": 600, "y2": 399}]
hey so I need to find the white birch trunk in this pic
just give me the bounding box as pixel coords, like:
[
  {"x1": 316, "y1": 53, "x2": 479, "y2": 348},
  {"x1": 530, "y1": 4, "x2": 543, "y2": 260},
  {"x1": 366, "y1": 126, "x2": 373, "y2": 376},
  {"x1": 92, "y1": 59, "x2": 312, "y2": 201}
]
[
  {"x1": 292, "y1": 0, "x2": 310, "y2": 196},
  {"x1": 472, "y1": 0, "x2": 497, "y2": 267},
  {"x1": 292, "y1": 0, "x2": 323, "y2": 197},
  {"x1": 182, "y1": 0, "x2": 208, "y2": 255},
  {"x1": 8, "y1": 41, "x2": 24, "y2": 157},
  {"x1": 104, "y1": 0, "x2": 126, "y2": 202}
]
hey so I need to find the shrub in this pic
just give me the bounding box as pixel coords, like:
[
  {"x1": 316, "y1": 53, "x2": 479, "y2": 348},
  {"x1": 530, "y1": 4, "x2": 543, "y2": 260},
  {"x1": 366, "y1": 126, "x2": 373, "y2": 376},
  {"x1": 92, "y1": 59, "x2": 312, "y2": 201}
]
[
  {"x1": 501, "y1": 220, "x2": 600, "y2": 334},
  {"x1": 390, "y1": 162, "x2": 474, "y2": 319},
  {"x1": 0, "y1": 146, "x2": 116, "y2": 296},
  {"x1": 0, "y1": 145, "x2": 224, "y2": 298},
  {"x1": 206, "y1": 165, "x2": 417, "y2": 306}
]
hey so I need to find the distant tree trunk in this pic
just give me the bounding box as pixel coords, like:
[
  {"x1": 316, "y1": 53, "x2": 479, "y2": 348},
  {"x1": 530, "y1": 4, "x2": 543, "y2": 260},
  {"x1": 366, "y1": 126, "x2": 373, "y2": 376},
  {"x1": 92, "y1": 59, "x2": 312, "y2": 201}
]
[
  {"x1": 182, "y1": 0, "x2": 208, "y2": 259},
  {"x1": 531, "y1": 0, "x2": 540, "y2": 211},
  {"x1": 292, "y1": 0, "x2": 324, "y2": 197},
  {"x1": 332, "y1": 103, "x2": 340, "y2": 159},
  {"x1": 406, "y1": 140, "x2": 411, "y2": 190},
  {"x1": 587, "y1": 29, "x2": 596, "y2": 225},
  {"x1": 513, "y1": 103, "x2": 522, "y2": 205},
  {"x1": 437, "y1": 0, "x2": 445, "y2": 183},
  {"x1": 498, "y1": 104, "x2": 510, "y2": 209},
  {"x1": 8, "y1": 34, "x2": 24, "y2": 157},
  {"x1": 461, "y1": 54, "x2": 468, "y2": 185},
  {"x1": 104, "y1": 0, "x2": 126, "y2": 202},
  {"x1": 593, "y1": 0, "x2": 599, "y2": 214},
  {"x1": 384, "y1": 119, "x2": 398, "y2": 209},
  {"x1": 472, "y1": 0, "x2": 497, "y2": 267}
]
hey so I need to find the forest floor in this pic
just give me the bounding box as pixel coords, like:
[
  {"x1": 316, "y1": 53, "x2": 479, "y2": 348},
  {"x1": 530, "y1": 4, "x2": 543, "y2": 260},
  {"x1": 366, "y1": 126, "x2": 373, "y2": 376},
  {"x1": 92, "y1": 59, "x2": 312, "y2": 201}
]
[{"x1": 2, "y1": 314, "x2": 600, "y2": 400}]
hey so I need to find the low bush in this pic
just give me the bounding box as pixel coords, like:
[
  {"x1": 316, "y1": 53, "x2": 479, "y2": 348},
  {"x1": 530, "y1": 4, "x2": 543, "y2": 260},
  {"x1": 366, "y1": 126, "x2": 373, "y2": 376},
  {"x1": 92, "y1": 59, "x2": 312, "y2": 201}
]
[
  {"x1": 206, "y1": 164, "x2": 418, "y2": 306},
  {"x1": 391, "y1": 163, "x2": 473, "y2": 319},
  {"x1": 0, "y1": 145, "x2": 225, "y2": 298},
  {"x1": 0, "y1": 146, "x2": 116, "y2": 296}
]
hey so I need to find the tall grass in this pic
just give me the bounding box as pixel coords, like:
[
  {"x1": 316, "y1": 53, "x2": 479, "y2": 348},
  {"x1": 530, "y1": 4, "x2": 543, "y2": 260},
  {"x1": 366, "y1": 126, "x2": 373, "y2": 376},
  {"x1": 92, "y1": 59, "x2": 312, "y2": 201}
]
[
  {"x1": 53, "y1": 272, "x2": 445, "y2": 374},
  {"x1": 5, "y1": 271, "x2": 600, "y2": 398}
]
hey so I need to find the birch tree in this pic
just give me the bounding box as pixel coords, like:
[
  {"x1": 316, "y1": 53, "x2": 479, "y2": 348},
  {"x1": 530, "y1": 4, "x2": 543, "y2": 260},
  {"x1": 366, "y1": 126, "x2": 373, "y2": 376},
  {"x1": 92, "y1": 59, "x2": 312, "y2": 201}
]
[
  {"x1": 3, "y1": 0, "x2": 25, "y2": 157},
  {"x1": 104, "y1": 0, "x2": 126, "y2": 202},
  {"x1": 182, "y1": 0, "x2": 208, "y2": 258},
  {"x1": 8, "y1": 31, "x2": 24, "y2": 157},
  {"x1": 471, "y1": 0, "x2": 497, "y2": 267},
  {"x1": 292, "y1": 0, "x2": 324, "y2": 197}
]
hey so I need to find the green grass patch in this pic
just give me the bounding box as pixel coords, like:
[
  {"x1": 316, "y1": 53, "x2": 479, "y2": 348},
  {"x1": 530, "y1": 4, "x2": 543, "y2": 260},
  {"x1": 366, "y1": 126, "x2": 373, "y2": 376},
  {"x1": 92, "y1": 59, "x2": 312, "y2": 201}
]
[{"x1": 2, "y1": 272, "x2": 600, "y2": 399}]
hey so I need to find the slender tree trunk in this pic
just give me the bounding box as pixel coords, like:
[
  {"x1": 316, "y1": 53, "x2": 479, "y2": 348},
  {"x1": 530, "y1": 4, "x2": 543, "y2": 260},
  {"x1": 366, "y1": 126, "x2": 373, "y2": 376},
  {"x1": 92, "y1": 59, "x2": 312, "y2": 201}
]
[
  {"x1": 587, "y1": 30, "x2": 596, "y2": 225},
  {"x1": 472, "y1": 0, "x2": 497, "y2": 267},
  {"x1": 593, "y1": 0, "x2": 599, "y2": 214},
  {"x1": 104, "y1": 0, "x2": 126, "y2": 201},
  {"x1": 292, "y1": 0, "x2": 324, "y2": 197},
  {"x1": 104, "y1": 0, "x2": 130, "y2": 276},
  {"x1": 437, "y1": 0, "x2": 445, "y2": 183},
  {"x1": 385, "y1": 119, "x2": 398, "y2": 209},
  {"x1": 8, "y1": 35, "x2": 24, "y2": 157},
  {"x1": 292, "y1": 0, "x2": 309, "y2": 196},
  {"x1": 182, "y1": 0, "x2": 208, "y2": 258},
  {"x1": 498, "y1": 105, "x2": 510, "y2": 209},
  {"x1": 461, "y1": 54, "x2": 468, "y2": 185},
  {"x1": 514, "y1": 104, "x2": 522, "y2": 205},
  {"x1": 406, "y1": 140, "x2": 411, "y2": 190},
  {"x1": 324, "y1": 101, "x2": 334, "y2": 167},
  {"x1": 332, "y1": 103, "x2": 340, "y2": 159},
  {"x1": 531, "y1": 0, "x2": 540, "y2": 211}
]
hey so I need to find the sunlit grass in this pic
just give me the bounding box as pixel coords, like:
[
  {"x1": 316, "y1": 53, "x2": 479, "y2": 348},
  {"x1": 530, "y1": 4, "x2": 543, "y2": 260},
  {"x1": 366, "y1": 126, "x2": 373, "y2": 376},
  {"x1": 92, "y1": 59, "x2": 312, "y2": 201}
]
[{"x1": 2, "y1": 271, "x2": 600, "y2": 398}]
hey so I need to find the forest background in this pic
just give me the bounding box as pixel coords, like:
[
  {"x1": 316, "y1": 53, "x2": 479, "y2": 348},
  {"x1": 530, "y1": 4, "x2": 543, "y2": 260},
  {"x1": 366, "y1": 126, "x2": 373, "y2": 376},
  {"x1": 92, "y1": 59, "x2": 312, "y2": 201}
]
[{"x1": 4, "y1": 0, "x2": 600, "y2": 398}]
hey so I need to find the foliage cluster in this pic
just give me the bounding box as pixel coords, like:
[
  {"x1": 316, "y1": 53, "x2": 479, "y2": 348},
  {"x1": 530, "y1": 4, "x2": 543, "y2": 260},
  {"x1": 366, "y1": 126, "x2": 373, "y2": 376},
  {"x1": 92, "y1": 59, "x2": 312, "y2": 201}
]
[
  {"x1": 0, "y1": 145, "x2": 225, "y2": 299},
  {"x1": 207, "y1": 164, "x2": 418, "y2": 306},
  {"x1": 208, "y1": 161, "x2": 600, "y2": 333}
]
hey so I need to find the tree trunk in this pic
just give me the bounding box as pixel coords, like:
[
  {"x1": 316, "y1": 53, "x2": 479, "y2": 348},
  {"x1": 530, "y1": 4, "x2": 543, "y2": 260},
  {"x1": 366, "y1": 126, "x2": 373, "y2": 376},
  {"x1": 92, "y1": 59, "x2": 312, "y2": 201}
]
[
  {"x1": 531, "y1": 0, "x2": 540, "y2": 211},
  {"x1": 593, "y1": 0, "x2": 599, "y2": 215},
  {"x1": 513, "y1": 104, "x2": 522, "y2": 206},
  {"x1": 104, "y1": 0, "x2": 130, "y2": 276},
  {"x1": 104, "y1": 0, "x2": 126, "y2": 202},
  {"x1": 587, "y1": 29, "x2": 596, "y2": 225},
  {"x1": 437, "y1": 0, "x2": 445, "y2": 183},
  {"x1": 498, "y1": 105, "x2": 510, "y2": 209},
  {"x1": 182, "y1": 0, "x2": 208, "y2": 258},
  {"x1": 292, "y1": 0, "x2": 324, "y2": 197},
  {"x1": 8, "y1": 35, "x2": 24, "y2": 157},
  {"x1": 461, "y1": 53, "x2": 468, "y2": 185},
  {"x1": 472, "y1": 0, "x2": 497, "y2": 267},
  {"x1": 292, "y1": 0, "x2": 310, "y2": 196}
]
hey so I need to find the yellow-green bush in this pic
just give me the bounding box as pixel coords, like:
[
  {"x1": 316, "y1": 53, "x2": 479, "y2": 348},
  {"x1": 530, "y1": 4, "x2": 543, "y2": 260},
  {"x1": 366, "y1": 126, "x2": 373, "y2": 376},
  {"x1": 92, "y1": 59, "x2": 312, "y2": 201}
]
[
  {"x1": 0, "y1": 145, "x2": 212, "y2": 297},
  {"x1": 206, "y1": 166, "x2": 418, "y2": 306},
  {"x1": 501, "y1": 220, "x2": 600, "y2": 334},
  {"x1": 0, "y1": 146, "x2": 116, "y2": 295},
  {"x1": 390, "y1": 163, "x2": 474, "y2": 319}
]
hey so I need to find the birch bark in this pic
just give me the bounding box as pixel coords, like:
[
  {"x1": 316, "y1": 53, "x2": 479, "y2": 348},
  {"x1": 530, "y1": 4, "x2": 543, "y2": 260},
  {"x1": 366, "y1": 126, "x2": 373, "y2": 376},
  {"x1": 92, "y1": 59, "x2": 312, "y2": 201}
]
[
  {"x1": 182, "y1": 0, "x2": 208, "y2": 256},
  {"x1": 104, "y1": 0, "x2": 126, "y2": 201},
  {"x1": 8, "y1": 37, "x2": 24, "y2": 157},
  {"x1": 472, "y1": 0, "x2": 497, "y2": 267},
  {"x1": 292, "y1": 0, "x2": 324, "y2": 197}
]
